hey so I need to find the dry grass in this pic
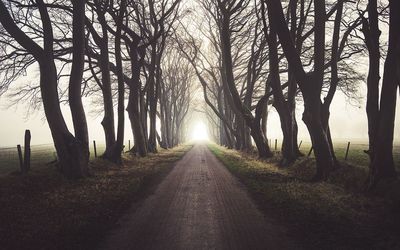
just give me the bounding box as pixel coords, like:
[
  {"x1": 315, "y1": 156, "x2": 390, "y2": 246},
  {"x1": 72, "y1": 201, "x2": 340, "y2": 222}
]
[
  {"x1": 208, "y1": 143, "x2": 400, "y2": 249},
  {"x1": 0, "y1": 145, "x2": 192, "y2": 250}
]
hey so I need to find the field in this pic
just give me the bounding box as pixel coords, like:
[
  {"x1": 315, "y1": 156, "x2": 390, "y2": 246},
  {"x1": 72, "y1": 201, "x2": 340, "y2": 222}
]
[
  {"x1": 1, "y1": 140, "x2": 399, "y2": 176},
  {"x1": 0, "y1": 142, "x2": 106, "y2": 175},
  {"x1": 275, "y1": 140, "x2": 400, "y2": 170}
]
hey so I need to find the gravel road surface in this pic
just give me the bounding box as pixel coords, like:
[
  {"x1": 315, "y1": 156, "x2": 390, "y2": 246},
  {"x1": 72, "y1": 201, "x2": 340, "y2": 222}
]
[{"x1": 101, "y1": 144, "x2": 295, "y2": 250}]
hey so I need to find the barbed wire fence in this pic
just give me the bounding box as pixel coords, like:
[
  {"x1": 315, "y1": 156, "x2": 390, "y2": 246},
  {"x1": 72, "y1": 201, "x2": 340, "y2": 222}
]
[
  {"x1": 0, "y1": 140, "x2": 132, "y2": 175},
  {"x1": 1, "y1": 139, "x2": 399, "y2": 175}
]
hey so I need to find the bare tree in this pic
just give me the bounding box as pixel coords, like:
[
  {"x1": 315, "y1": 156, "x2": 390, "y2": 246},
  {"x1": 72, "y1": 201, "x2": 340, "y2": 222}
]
[
  {"x1": 0, "y1": 0, "x2": 89, "y2": 178},
  {"x1": 85, "y1": 0, "x2": 117, "y2": 160},
  {"x1": 159, "y1": 44, "x2": 194, "y2": 147},
  {"x1": 366, "y1": 0, "x2": 399, "y2": 189},
  {"x1": 266, "y1": 0, "x2": 335, "y2": 179}
]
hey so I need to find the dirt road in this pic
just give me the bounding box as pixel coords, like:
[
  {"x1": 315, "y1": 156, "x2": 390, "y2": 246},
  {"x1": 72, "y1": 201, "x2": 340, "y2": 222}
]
[{"x1": 101, "y1": 144, "x2": 295, "y2": 250}]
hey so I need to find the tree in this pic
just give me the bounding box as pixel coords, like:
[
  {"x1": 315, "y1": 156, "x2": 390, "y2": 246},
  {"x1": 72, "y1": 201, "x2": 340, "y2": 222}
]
[
  {"x1": 210, "y1": 0, "x2": 273, "y2": 158},
  {"x1": 111, "y1": 0, "x2": 127, "y2": 164},
  {"x1": 0, "y1": 0, "x2": 89, "y2": 178},
  {"x1": 159, "y1": 44, "x2": 194, "y2": 147},
  {"x1": 85, "y1": 0, "x2": 117, "y2": 160},
  {"x1": 141, "y1": 0, "x2": 182, "y2": 153},
  {"x1": 266, "y1": 0, "x2": 334, "y2": 180},
  {"x1": 366, "y1": 0, "x2": 399, "y2": 189},
  {"x1": 359, "y1": 0, "x2": 381, "y2": 165},
  {"x1": 261, "y1": 1, "x2": 299, "y2": 165}
]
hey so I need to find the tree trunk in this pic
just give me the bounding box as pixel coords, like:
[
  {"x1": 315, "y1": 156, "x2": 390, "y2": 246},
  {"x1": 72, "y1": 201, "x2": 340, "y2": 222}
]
[
  {"x1": 302, "y1": 96, "x2": 334, "y2": 180},
  {"x1": 219, "y1": 14, "x2": 271, "y2": 158},
  {"x1": 99, "y1": 40, "x2": 116, "y2": 159},
  {"x1": 0, "y1": 0, "x2": 89, "y2": 178},
  {"x1": 147, "y1": 43, "x2": 158, "y2": 153},
  {"x1": 367, "y1": 0, "x2": 399, "y2": 188},
  {"x1": 361, "y1": 0, "x2": 381, "y2": 162},
  {"x1": 266, "y1": 0, "x2": 334, "y2": 179},
  {"x1": 66, "y1": 0, "x2": 89, "y2": 177},
  {"x1": 267, "y1": 28, "x2": 297, "y2": 164},
  {"x1": 128, "y1": 43, "x2": 148, "y2": 157},
  {"x1": 252, "y1": 96, "x2": 273, "y2": 158},
  {"x1": 108, "y1": 0, "x2": 126, "y2": 164}
]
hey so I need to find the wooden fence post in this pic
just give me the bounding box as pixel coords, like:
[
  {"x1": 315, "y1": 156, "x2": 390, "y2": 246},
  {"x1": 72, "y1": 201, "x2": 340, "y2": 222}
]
[
  {"x1": 17, "y1": 145, "x2": 24, "y2": 173},
  {"x1": 345, "y1": 142, "x2": 351, "y2": 161},
  {"x1": 275, "y1": 139, "x2": 277, "y2": 151},
  {"x1": 128, "y1": 140, "x2": 131, "y2": 151},
  {"x1": 93, "y1": 140, "x2": 97, "y2": 158},
  {"x1": 24, "y1": 129, "x2": 31, "y2": 172}
]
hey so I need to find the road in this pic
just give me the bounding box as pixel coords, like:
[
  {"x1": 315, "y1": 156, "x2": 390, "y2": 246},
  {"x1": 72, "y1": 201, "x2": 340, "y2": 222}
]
[{"x1": 101, "y1": 144, "x2": 295, "y2": 250}]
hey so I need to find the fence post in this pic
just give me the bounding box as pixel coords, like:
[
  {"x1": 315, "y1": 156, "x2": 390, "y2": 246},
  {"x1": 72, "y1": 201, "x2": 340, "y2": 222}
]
[
  {"x1": 24, "y1": 129, "x2": 31, "y2": 172},
  {"x1": 93, "y1": 140, "x2": 97, "y2": 158},
  {"x1": 128, "y1": 140, "x2": 131, "y2": 151},
  {"x1": 298, "y1": 140, "x2": 302, "y2": 149},
  {"x1": 345, "y1": 142, "x2": 351, "y2": 161},
  {"x1": 308, "y1": 146, "x2": 313, "y2": 157},
  {"x1": 17, "y1": 145, "x2": 24, "y2": 173},
  {"x1": 275, "y1": 139, "x2": 277, "y2": 151}
]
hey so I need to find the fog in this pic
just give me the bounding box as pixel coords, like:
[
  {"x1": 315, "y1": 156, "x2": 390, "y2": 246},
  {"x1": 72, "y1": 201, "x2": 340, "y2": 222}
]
[{"x1": 1, "y1": 88, "x2": 399, "y2": 147}]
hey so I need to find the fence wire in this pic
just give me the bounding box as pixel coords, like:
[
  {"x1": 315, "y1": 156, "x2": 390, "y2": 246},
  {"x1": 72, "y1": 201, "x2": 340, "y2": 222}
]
[
  {"x1": 1, "y1": 140, "x2": 399, "y2": 175},
  {"x1": 0, "y1": 141, "x2": 132, "y2": 175}
]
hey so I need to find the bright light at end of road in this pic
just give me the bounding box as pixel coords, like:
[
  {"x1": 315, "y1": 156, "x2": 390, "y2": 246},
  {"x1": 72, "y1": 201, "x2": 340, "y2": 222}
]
[{"x1": 191, "y1": 122, "x2": 209, "y2": 141}]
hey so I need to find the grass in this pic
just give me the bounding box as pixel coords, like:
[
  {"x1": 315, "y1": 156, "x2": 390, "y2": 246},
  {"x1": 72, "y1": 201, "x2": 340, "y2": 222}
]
[
  {"x1": 0, "y1": 144, "x2": 192, "y2": 250},
  {"x1": 208, "y1": 143, "x2": 400, "y2": 249},
  {"x1": 298, "y1": 141, "x2": 400, "y2": 170},
  {"x1": 0, "y1": 143, "x2": 111, "y2": 175}
]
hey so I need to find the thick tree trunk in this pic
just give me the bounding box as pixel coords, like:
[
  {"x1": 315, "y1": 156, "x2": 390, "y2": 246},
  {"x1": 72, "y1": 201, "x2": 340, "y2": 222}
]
[
  {"x1": 302, "y1": 99, "x2": 334, "y2": 180},
  {"x1": 99, "y1": 43, "x2": 116, "y2": 158},
  {"x1": 287, "y1": 75, "x2": 302, "y2": 158},
  {"x1": 321, "y1": 107, "x2": 339, "y2": 167},
  {"x1": 159, "y1": 91, "x2": 169, "y2": 149},
  {"x1": 367, "y1": 57, "x2": 398, "y2": 188},
  {"x1": 108, "y1": 0, "x2": 126, "y2": 164},
  {"x1": 266, "y1": 0, "x2": 334, "y2": 179},
  {"x1": 127, "y1": 89, "x2": 148, "y2": 157},
  {"x1": 148, "y1": 43, "x2": 158, "y2": 153},
  {"x1": 66, "y1": 0, "x2": 89, "y2": 177},
  {"x1": 268, "y1": 28, "x2": 297, "y2": 164},
  {"x1": 44, "y1": 61, "x2": 89, "y2": 178},
  {"x1": 128, "y1": 44, "x2": 148, "y2": 157},
  {"x1": 361, "y1": 0, "x2": 381, "y2": 162},
  {"x1": 367, "y1": 0, "x2": 399, "y2": 188},
  {"x1": 100, "y1": 56, "x2": 116, "y2": 155},
  {"x1": 252, "y1": 96, "x2": 273, "y2": 158},
  {"x1": 0, "y1": 0, "x2": 89, "y2": 178}
]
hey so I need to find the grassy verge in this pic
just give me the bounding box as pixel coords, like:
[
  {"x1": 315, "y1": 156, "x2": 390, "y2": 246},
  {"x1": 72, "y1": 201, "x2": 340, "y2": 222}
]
[
  {"x1": 297, "y1": 141, "x2": 400, "y2": 171},
  {"x1": 208, "y1": 143, "x2": 400, "y2": 249},
  {"x1": 0, "y1": 144, "x2": 192, "y2": 250}
]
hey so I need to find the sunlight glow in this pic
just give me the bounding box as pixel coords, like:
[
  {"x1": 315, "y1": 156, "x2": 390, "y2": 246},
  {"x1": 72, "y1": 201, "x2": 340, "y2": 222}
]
[{"x1": 191, "y1": 121, "x2": 209, "y2": 141}]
